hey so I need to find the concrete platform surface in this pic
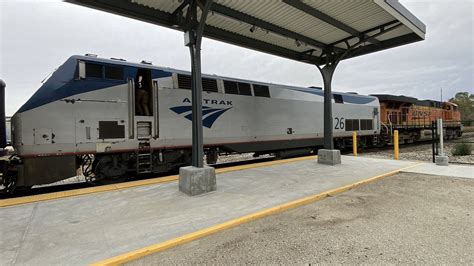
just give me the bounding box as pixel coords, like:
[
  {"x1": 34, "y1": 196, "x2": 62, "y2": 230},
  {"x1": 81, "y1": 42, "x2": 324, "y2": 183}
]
[
  {"x1": 402, "y1": 163, "x2": 474, "y2": 179},
  {"x1": 128, "y1": 172, "x2": 474, "y2": 265},
  {"x1": 0, "y1": 156, "x2": 417, "y2": 265}
]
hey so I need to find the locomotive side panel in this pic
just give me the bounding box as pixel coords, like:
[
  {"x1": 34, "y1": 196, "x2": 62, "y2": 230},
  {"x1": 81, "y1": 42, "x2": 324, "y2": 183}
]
[{"x1": 13, "y1": 84, "x2": 130, "y2": 157}]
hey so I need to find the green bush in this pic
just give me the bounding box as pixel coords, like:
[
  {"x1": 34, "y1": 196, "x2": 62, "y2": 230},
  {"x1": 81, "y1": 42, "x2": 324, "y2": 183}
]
[{"x1": 451, "y1": 143, "x2": 472, "y2": 156}]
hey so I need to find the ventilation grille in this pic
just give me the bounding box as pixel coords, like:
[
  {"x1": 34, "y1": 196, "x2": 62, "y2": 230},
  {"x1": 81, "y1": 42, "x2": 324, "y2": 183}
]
[{"x1": 178, "y1": 74, "x2": 218, "y2": 92}]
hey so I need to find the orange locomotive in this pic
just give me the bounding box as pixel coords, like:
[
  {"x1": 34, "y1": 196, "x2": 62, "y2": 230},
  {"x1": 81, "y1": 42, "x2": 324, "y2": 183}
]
[{"x1": 372, "y1": 95, "x2": 462, "y2": 145}]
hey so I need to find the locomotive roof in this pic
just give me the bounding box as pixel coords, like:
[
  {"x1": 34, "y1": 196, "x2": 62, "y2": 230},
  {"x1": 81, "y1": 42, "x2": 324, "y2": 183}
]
[
  {"x1": 74, "y1": 55, "x2": 377, "y2": 99},
  {"x1": 17, "y1": 55, "x2": 377, "y2": 114},
  {"x1": 371, "y1": 94, "x2": 418, "y2": 104},
  {"x1": 371, "y1": 94, "x2": 445, "y2": 107}
]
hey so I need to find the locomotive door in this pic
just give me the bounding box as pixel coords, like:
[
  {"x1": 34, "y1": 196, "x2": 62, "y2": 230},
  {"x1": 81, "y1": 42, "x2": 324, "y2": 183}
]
[
  {"x1": 127, "y1": 77, "x2": 135, "y2": 139},
  {"x1": 128, "y1": 69, "x2": 159, "y2": 140},
  {"x1": 401, "y1": 108, "x2": 408, "y2": 123},
  {"x1": 152, "y1": 80, "x2": 159, "y2": 138}
]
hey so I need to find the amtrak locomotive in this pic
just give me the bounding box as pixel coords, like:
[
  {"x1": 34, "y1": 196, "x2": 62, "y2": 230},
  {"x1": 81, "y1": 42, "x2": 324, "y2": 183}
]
[{"x1": 0, "y1": 55, "x2": 380, "y2": 193}]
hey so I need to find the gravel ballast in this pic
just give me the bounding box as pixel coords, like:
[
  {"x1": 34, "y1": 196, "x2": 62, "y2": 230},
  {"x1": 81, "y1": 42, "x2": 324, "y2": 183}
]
[{"x1": 362, "y1": 133, "x2": 473, "y2": 164}]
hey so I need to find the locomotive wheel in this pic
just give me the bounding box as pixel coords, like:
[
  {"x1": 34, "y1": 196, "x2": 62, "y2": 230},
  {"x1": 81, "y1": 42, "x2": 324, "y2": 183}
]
[
  {"x1": 376, "y1": 138, "x2": 387, "y2": 148},
  {"x1": 92, "y1": 156, "x2": 128, "y2": 185},
  {"x1": 0, "y1": 170, "x2": 17, "y2": 194},
  {"x1": 335, "y1": 139, "x2": 345, "y2": 150},
  {"x1": 0, "y1": 161, "x2": 18, "y2": 194}
]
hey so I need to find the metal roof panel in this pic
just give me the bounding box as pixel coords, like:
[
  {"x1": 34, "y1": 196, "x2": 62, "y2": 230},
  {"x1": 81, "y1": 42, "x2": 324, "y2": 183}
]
[{"x1": 67, "y1": 0, "x2": 426, "y2": 65}]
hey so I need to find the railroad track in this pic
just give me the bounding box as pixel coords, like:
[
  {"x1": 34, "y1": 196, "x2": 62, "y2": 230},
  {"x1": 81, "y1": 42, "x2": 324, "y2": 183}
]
[
  {"x1": 0, "y1": 156, "x2": 277, "y2": 200},
  {"x1": 2, "y1": 133, "x2": 472, "y2": 201}
]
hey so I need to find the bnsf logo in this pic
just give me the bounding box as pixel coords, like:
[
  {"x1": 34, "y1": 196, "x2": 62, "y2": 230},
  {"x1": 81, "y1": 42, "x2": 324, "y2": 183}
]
[{"x1": 412, "y1": 110, "x2": 430, "y2": 117}]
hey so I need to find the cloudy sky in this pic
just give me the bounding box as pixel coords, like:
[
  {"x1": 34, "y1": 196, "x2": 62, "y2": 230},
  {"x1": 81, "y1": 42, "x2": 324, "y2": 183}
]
[{"x1": 0, "y1": 0, "x2": 473, "y2": 115}]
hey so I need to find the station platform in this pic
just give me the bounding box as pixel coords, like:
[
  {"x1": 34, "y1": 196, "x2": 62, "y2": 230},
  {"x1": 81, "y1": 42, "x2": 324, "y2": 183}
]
[
  {"x1": 0, "y1": 156, "x2": 470, "y2": 265},
  {"x1": 401, "y1": 162, "x2": 473, "y2": 179}
]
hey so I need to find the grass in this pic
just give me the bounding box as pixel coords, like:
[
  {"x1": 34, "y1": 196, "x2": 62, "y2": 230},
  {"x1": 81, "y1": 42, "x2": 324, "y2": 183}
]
[{"x1": 451, "y1": 143, "x2": 472, "y2": 156}]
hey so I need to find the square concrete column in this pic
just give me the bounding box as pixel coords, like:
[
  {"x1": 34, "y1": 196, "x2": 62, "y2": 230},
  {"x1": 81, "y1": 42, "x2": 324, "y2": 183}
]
[
  {"x1": 318, "y1": 149, "x2": 341, "y2": 165},
  {"x1": 179, "y1": 166, "x2": 216, "y2": 196},
  {"x1": 435, "y1": 155, "x2": 449, "y2": 166}
]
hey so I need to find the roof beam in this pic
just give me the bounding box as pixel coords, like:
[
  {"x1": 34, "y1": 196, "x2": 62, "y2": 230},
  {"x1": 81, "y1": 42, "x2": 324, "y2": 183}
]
[
  {"x1": 282, "y1": 0, "x2": 380, "y2": 46},
  {"x1": 329, "y1": 20, "x2": 400, "y2": 47},
  {"x1": 350, "y1": 22, "x2": 403, "y2": 50},
  {"x1": 347, "y1": 33, "x2": 421, "y2": 59},
  {"x1": 210, "y1": 3, "x2": 344, "y2": 53},
  {"x1": 171, "y1": 0, "x2": 189, "y2": 17},
  {"x1": 205, "y1": 25, "x2": 323, "y2": 65},
  {"x1": 66, "y1": 0, "x2": 324, "y2": 65}
]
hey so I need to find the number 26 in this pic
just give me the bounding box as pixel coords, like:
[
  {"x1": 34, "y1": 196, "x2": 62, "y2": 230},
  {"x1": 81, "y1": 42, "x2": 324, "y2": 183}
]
[{"x1": 335, "y1": 117, "x2": 345, "y2": 129}]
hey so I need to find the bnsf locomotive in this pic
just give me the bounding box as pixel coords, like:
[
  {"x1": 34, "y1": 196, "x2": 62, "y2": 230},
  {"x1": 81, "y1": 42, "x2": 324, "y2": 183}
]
[
  {"x1": 373, "y1": 94, "x2": 462, "y2": 144},
  {"x1": 0, "y1": 55, "x2": 461, "y2": 193}
]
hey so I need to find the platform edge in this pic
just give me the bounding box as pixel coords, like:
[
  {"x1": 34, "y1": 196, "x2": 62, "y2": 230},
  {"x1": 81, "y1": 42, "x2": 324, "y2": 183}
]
[{"x1": 0, "y1": 156, "x2": 316, "y2": 208}]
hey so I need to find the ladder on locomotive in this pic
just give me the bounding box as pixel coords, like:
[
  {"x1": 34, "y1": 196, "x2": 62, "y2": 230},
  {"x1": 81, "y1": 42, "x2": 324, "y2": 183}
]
[{"x1": 137, "y1": 141, "x2": 152, "y2": 174}]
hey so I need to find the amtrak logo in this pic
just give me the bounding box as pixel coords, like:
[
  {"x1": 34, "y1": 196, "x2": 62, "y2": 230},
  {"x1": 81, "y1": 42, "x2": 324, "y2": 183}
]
[{"x1": 170, "y1": 105, "x2": 232, "y2": 128}]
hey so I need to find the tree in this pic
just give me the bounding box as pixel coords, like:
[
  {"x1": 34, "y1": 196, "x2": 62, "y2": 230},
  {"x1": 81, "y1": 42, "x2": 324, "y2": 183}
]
[{"x1": 449, "y1": 92, "x2": 474, "y2": 125}]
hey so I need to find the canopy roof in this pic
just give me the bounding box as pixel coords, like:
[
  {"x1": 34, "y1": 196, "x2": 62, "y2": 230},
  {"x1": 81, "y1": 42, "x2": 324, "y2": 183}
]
[{"x1": 67, "y1": 0, "x2": 425, "y2": 66}]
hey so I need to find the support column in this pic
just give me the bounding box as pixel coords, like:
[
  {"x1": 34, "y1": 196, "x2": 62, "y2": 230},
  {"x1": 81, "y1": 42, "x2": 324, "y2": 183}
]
[
  {"x1": 0, "y1": 79, "x2": 6, "y2": 151},
  {"x1": 179, "y1": 0, "x2": 216, "y2": 196},
  {"x1": 320, "y1": 63, "x2": 337, "y2": 150},
  {"x1": 189, "y1": 40, "x2": 203, "y2": 168},
  {"x1": 316, "y1": 55, "x2": 341, "y2": 165},
  {"x1": 435, "y1": 118, "x2": 449, "y2": 166}
]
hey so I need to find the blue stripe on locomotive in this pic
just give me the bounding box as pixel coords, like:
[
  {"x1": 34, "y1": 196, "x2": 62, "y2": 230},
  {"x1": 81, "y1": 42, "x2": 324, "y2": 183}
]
[
  {"x1": 17, "y1": 56, "x2": 172, "y2": 113},
  {"x1": 289, "y1": 88, "x2": 376, "y2": 104},
  {"x1": 17, "y1": 56, "x2": 376, "y2": 113}
]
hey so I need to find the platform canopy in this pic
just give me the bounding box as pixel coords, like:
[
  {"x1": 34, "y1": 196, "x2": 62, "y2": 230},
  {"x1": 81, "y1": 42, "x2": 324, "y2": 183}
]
[
  {"x1": 67, "y1": 0, "x2": 425, "y2": 66},
  {"x1": 66, "y1": 0, "x2": 426, "y2": 170}
]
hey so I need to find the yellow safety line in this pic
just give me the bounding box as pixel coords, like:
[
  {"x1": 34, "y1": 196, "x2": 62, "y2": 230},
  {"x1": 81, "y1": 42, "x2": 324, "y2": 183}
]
[
  {"x1": 0, "y1": 155, "x2": 316, "y2": 208},
  {"x1": 91, "y1": 162, "x2": 423, "y2": 266}
]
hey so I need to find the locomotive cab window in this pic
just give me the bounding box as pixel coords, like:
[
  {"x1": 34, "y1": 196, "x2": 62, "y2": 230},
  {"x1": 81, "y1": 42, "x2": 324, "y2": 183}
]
[
  {"x1": 105, "y1": 66, "x2": 124, "y2": 80},
  {"x1": 79, "y1": 62, "x2": 123, "y2": 80},
  {"x1": 85, "y1": 63, "x2": 103, "y2": 79}
]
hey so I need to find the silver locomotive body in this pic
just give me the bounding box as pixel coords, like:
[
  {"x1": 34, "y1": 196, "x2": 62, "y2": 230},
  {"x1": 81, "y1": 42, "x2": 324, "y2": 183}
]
[{"x1": 6, "y1": 55, "x2": 380, "y2": 190}]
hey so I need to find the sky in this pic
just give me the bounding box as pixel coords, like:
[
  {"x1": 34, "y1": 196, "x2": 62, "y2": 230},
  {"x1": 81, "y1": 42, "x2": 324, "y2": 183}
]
[{"x1": 0, "y1": 0, "x2": 473, "y2": 115}]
